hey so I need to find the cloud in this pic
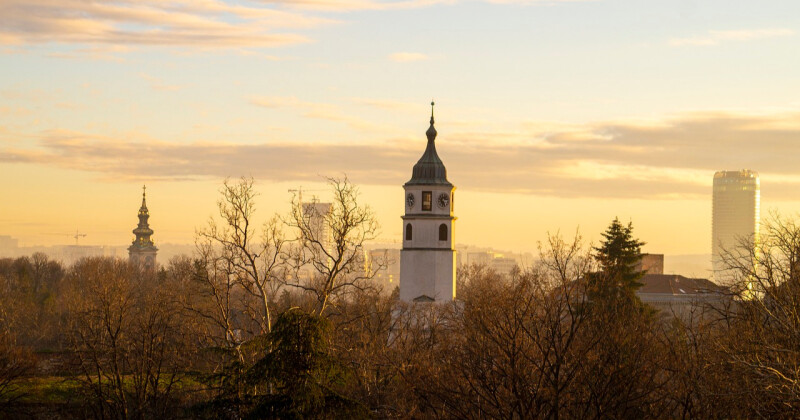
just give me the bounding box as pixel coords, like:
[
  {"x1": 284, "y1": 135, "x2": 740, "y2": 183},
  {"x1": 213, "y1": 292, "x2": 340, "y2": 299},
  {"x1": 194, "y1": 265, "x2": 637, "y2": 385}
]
[
  {"x1": 6, "y1": 110, "x2": 800, "y2": 200},
  {"x1": 0, "y1": 0, "x2": 326, "y2": 50},
  {"x1": 669, "y1": 28, "x2": 794, "y2": 47},
  {"x1": 259, "y1": 0, "x2": 451, "y2": 12},
  {"x1": 388, "y1": 52, "x2": 429, "y2": 62},
  {"x1": 0, "y1": 0, "x2": 594, "y2": 52}
]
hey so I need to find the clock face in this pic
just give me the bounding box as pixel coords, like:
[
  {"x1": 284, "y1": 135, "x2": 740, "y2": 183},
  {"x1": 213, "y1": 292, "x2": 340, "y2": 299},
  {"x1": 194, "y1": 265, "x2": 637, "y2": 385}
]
[
  {"x1": 406, "y1": 193, "x2": 415, "y2": 208},
  {"x1": 437, "y1": 193, "x2": 450, "y2": 208}
]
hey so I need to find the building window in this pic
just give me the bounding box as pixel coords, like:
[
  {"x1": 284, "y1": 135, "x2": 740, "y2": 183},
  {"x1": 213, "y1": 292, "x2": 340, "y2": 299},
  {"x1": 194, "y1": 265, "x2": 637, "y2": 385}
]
[
  {"x1": 439, "y1": 224, "x2": 447, "y2": 241},
  {"x1": 422, "y1": 191, "x2": 432, "y2": 211},
  {"x1": 406, "y1": 223, "x2": 413, "y2": 240}
]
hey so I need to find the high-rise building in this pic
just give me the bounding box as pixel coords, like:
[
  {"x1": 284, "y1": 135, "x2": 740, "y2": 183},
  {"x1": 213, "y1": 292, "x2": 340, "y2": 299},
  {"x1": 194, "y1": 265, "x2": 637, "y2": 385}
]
[
  {"x1": 712, "y1": 170, "x2": 759, "y2": 284},
  {"x1": 302, "y1": 201, "x2": 333, "y2": 252},
  {"x1": 128, "y1": 185, "x2": 158, "y2": 269},
  {"x1": 400, "y1": 103, "x2": 457, "y2": 302}
]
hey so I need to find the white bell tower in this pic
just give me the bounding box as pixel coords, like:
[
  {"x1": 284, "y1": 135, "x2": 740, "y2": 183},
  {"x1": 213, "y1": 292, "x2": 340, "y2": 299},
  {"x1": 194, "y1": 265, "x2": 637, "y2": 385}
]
[{"x1": 400, "y1": 102, "x2": 457, "y2": 302}]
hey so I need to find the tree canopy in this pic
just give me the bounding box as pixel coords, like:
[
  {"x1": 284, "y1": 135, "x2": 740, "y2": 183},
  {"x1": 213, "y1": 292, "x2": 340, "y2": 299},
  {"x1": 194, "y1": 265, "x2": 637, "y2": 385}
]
[{"x1": 592, "y1": 218, "x2": 646, "y2": 300}]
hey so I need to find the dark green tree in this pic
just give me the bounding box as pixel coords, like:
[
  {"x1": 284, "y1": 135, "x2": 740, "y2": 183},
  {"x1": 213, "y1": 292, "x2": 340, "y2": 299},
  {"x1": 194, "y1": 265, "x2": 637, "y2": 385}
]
[
  {"x1": 244, "y1": 310, "x2": 368, "y2": 420},
  {"x1": 591, "y1": 218, "x2": 646, "y2": 301}
]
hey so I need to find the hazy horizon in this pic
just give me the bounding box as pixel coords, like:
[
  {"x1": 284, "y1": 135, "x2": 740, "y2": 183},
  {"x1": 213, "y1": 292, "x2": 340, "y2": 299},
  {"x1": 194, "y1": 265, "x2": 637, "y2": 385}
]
[{"x1": 4, "y1": 0, "x2": 800, "y2": 257}]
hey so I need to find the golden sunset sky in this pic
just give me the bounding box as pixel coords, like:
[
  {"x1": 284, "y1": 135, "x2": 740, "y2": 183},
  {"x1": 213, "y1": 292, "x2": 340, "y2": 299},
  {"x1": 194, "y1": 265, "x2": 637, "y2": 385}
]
[{"x1": 3, "y1": 0, "x2": 800, "y2": 256}]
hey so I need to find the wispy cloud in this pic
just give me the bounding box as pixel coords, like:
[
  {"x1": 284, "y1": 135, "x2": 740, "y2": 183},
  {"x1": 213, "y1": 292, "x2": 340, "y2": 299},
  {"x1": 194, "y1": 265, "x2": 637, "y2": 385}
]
[
  {"x1": 0, "y1": 0, "x2": 593, "y2": 53},
  {"x1": 669, "y1": 28, "x2": 794, "y2": 47},
  {"x1": 0, "y1": 0, "x2": 326, "y2": 51},
  {"x1": 260, "y1": 0, "x2": 451, "y2": 12},
  {"x1": 388, "y1": 52, "x2": 429, "y2": 62},
  {"x1": 7, "y1": 111, "x2": 800, "y2": 200}
]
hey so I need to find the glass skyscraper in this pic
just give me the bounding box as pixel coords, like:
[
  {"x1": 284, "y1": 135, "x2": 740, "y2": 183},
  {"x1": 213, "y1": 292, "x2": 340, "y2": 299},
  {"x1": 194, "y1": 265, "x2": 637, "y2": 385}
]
[{"x1": 712, "y1": 170, "x2": 760, "y2": 284}]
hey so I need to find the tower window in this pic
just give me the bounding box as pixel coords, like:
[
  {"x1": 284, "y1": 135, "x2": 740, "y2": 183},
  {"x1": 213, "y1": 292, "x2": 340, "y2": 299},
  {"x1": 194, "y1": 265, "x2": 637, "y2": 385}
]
[
  {"x1": 406, "y1": 223, "x2": 413, "y2": 241},
  {"x1": 439, "y1": 224, "x2": 447, "y2": 241},
  {"x1": 422, "y1": 191, "x2": 432, "y2": 211}
]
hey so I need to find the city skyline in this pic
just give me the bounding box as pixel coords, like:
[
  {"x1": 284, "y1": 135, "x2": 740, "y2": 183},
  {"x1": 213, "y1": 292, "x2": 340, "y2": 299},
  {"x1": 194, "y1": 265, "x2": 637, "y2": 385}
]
[{"x1": 4, "y1": 0, "x2": 800, "y2": 256}]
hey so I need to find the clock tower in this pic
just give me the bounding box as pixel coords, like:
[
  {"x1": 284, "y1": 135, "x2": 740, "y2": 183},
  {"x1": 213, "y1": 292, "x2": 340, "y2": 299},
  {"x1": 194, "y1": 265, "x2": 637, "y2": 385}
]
[{"x1": 400, "y1": 103, "x2": 456, "y2": 302}]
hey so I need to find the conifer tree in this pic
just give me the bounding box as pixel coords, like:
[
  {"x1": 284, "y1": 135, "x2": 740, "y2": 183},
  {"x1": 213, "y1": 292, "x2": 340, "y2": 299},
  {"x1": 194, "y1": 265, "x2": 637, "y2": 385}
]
[{"x1": 592, "y1": 218, "x2": 646, "y2": 299}]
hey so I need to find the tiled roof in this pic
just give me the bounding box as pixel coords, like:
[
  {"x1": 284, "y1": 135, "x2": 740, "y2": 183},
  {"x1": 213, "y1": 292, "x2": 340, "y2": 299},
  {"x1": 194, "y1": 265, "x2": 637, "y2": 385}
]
[{"x1": 638, "y1": 274, "x2": 723, "y2": 295}]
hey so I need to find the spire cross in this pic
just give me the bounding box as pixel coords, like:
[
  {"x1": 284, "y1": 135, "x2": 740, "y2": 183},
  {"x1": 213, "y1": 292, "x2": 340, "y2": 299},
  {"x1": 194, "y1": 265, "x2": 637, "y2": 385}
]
[
  {"x1": 142, "y1": 184, "x2": 146, "y2": 198},
  {"x1": 430, "y1": 101, "x2": 435, "y2": 124}
]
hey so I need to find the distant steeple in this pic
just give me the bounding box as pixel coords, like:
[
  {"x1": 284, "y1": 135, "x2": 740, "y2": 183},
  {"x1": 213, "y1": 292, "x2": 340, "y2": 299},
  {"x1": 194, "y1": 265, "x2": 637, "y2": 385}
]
[
  {"x1": 406, "y1": 101, "x2": 451, "y2": 186},
  {"x1": 129, "y1": 185, "x2": 158, "y2": 269}
]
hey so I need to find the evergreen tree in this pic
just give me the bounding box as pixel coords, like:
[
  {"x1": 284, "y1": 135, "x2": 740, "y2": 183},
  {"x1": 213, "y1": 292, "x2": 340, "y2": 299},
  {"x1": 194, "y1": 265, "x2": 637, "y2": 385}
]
[
  {"x1": 592, "y1": 218, "x2": 646, "y2": 300},
  {"x1": 245, "y1": 310, "x2": 368, "y2": 420}
]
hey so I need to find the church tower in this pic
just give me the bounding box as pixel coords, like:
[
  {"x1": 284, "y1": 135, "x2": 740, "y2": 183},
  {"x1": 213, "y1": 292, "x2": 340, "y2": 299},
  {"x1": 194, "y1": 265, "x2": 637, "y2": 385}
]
[
  {"x1": 400, "y1": 103, "x2": 456, "y2": 302},
  {"x1": 128, "y1": 185, "x2": 158, "y2": 269}
]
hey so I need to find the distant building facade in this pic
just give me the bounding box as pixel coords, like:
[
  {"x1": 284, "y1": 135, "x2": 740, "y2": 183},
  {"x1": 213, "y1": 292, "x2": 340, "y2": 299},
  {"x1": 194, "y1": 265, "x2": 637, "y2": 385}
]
[
  {"x1": 302, "y1": 201, "x2": 333, "y2": 253},
  {"x1": 367, "y1": 248, "x2": 401, "y2": 294},
  {"x1": 635, "y1": 253, "x2": 664, "y2": 275},
  {"x1": 712, "y1": 170, "x2": 760, "y2": 285},
  {"x1": 400, "y1": 103, "x2": 457, "y2": 302},
  {"x1": 637, "y1": 274, "x2": 725, "y2": 320},
  {"x1": 0, "y1": 235, "x2": 18, "y2": 252},
  {"x1": 128, "y1": 186, "x2": 158, "y2": 269}
]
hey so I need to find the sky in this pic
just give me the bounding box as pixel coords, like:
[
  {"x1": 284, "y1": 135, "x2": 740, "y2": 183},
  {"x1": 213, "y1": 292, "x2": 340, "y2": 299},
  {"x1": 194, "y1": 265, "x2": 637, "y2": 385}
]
[{"x1": 2, "y1": 0, "x2": 800, "y2": 257}]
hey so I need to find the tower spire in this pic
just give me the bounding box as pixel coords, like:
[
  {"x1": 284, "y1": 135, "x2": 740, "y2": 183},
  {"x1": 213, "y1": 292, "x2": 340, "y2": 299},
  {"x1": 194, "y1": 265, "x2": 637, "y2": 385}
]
[
  {"x1": 407, "y1": 101, "x2": 449, "y2": 186},
  {"x1": 426, "y1": 101, "x2": 437, "y2": 142},
  {"x1": 129, "y1": 185, "x2": 157, "y2": 269}
]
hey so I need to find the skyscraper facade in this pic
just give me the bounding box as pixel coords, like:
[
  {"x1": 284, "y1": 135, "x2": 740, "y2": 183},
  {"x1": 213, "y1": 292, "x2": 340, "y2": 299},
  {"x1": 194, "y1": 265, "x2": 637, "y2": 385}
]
[{"x1": 712, "y1": 170, "x2": 760, "y2": 284}]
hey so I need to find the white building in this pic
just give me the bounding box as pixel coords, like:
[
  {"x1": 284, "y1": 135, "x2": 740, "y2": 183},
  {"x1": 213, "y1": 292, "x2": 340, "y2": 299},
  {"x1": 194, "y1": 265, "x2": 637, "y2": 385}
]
[{"x1": 400, "y1": 103, "x2": 457, "y2": 302}]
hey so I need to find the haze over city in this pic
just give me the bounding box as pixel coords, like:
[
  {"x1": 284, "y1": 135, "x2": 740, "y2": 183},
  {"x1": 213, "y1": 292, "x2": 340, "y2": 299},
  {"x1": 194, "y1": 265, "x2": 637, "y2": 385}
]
[
  {"x1": 8, "y1": 1, "x2": 800, "y2": 418},
  {"x1": 3, "y1": 0, "x2": 800, "y2": 257}
]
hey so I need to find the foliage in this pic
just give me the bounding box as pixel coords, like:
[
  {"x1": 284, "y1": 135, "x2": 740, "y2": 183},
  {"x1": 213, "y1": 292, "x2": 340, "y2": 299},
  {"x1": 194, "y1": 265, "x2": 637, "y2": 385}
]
[
  {"x1": 11, "y1": 179, "x2": 800, "y2": 419},
  {"x1": 591, "y1": 217, "x2": 647, "y2": 303},
  {"x1": 244, "y1": 309, "x2": 368, "y2": 419},
  {"x1": 65, "y1": 257, "x2": 193, "y2": 420}
]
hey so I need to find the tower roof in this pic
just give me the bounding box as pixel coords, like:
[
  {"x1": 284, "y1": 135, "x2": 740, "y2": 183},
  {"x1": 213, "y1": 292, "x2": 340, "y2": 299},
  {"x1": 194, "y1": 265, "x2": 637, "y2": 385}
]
[
  {"x1": 131, "y1": 185, "x2": 156, "y2": 251},
  {"x1": 139, "y1": 184, "x2": 149, "y2": 216},
  {"x1": 405, "y1": 102, "x2": 452, "y2": 186}
]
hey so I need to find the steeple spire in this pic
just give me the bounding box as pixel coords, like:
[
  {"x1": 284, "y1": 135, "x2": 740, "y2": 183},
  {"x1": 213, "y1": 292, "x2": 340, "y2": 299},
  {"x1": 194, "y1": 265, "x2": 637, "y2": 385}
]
[
  {"x1": 406, "y1": 101, "x2": 450, "y2": 186},
  {"x1": 140, "y1": 185, "x2": 148, "y2": 212},
  {"x1": 426, "y1": 101, "x2": 437, "y2": 142}
]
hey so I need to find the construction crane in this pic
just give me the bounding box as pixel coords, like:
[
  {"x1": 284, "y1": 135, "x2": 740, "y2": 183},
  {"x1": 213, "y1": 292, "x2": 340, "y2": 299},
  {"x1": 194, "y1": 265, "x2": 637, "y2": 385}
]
[
  {"x1": 287, "y1": 187, "x2": 325, "y2": 204},
  {"x1": 72, "y1": 229, "x2": 87, "y2": 245},
  {"x1": 46, "y1": 229, "x2": 88, "y2": 245}
]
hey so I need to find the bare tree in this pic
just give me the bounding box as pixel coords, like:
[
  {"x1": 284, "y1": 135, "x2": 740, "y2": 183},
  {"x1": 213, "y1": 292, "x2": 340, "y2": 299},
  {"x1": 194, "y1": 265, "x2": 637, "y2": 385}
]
[
  {"x1": 0, "y1": 329, "x2": 33, "y2": 414},
  {"x1": 193, "y1": 177, "x2": 286, "y2": 339},
  {"x1": 285, "y1": 177, "x2": 381, "y2": 316},
  {"x1": 65, "y1": 257, "x2": 190, "y2": 420},
  {"x1": 712, "y1": 211, "x2": 800, "y2": 415}
]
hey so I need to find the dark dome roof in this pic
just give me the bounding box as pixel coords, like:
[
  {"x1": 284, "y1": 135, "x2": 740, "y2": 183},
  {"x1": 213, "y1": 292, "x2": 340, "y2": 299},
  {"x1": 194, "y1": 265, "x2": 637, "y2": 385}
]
[{"x1": 405, "y1": 112, "x2": 451, "y2": 186}]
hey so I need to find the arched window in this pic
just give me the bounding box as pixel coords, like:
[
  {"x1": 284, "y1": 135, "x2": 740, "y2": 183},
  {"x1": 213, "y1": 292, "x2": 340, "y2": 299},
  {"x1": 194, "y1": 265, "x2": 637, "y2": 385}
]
[
  {"x1": 439, "y1": 223, "x2": 448, "y2": 241},
  {"x1": 406, "y1": 223, "x2": 413, "y2": 241}
]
